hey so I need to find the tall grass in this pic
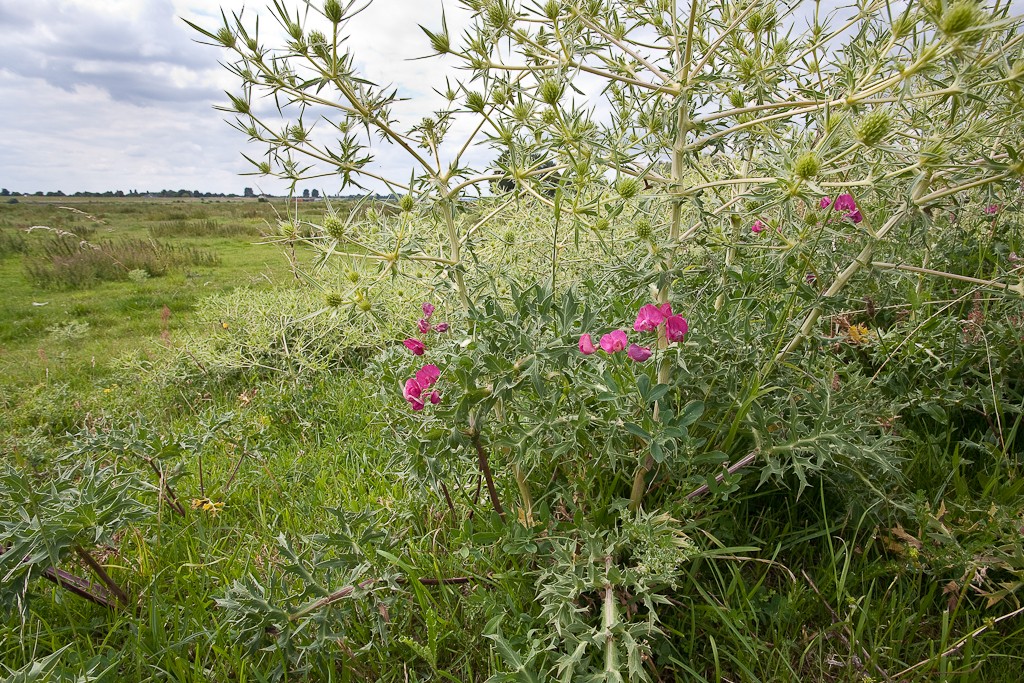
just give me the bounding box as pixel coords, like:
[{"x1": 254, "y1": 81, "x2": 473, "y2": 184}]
[
  {"x1": 24, "y1": 236, "x2": 219, "y2": 289},
  {"x1": 148, "y1": 218, "x2": 262, "y2": 238}
]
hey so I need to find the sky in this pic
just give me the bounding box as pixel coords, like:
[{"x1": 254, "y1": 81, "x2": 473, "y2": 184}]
[
  {"x1": 0, "y1": 0, "x2": 472, "y2": 196},
  {"x1": 3, "y1": 1, "x2": 1019, "y2": 197}
]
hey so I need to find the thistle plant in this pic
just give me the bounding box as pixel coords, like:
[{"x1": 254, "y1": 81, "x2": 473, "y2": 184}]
[{"x1": 191, "y1": 0, "x2": 1024, "y2": 679}]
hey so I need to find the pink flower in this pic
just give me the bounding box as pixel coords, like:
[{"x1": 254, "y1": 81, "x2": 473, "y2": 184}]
[
  {"x1": 415, "y1": 364, "x2": 440, "y2": 388},
  {"x1": 627, "y1": 344, "x2": 652, "y2": 362},
  {"x1": 984, "y1": 204, "x2": 1000, "y2": 215},
  {"x1": 422, "y1": 302, "x2": 435, "y2": 319},
  {"x1": 403, "y1": 365, "x2": 440, "y2": 410},
  {"x1": 403, "y1": 338, "x2": 425, "y2": 355},
  {"x1": 751, "y1": 219, "x2": 765, "y2": 234},
  {"x1": 665, "y1": 315, "x2": 688, "y2": 342},
  {"x1": 417, "y1": 318, "x2": 432, "y2": 334},
  {"x1": 600, "y1": 330, "x2": 628, "y2": 354},
  {"x1": 434, "y1": 322, "x2": 449, "y2": 333},
  {"x1": 806, "y1": 272, "x2": 817, "y2": 284},
  {"x1": 403, "y1": 378, "x2": 425, "y2": 411},
  {"x1": 657, "y1": 302, "x2": 672, "y2": 318},
  {"x1": 833, "y1": 193, "x2": 857, "y2": 213},
  {"x1": 819, "y1": 196, "x2": 832, "y2": 209},
  {"x1": 1009, "y1": 252, "x2": 1020, "y2": 264},
  {"x1": 846, "y1": 209, "x2": 863, "y2": 224},
  {"x1": 579, "y1": 333, "x2": 597, "y2": 355},
  {"x1": 634, "y1": 304, "x2": 665, "y2": 332}
]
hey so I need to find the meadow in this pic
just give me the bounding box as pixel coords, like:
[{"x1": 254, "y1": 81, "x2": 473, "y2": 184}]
[{"x1": 1, "y1": 191, "x2": 1023, "y2": 682}]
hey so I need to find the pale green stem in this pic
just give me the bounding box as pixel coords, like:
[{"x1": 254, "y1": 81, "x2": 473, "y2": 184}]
[{"x1": 775, "y1": 212, "x2": 905, "y2": 362}]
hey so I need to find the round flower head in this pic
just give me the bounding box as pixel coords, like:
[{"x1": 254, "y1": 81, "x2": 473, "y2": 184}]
[
  {"x1": 600, "y1": 330, "x2": 628, "y2": 354},
  {"x1": 984, "y1": 204, "x2": 1000, "y2": 215},
  {"x1": 627, "y1": 344, "x2": 652, "y2": 362},
  {"x1": 403, "y1": 338, "x2": 425, "y2": 355},
  {"x1": 579, "y1": 333, "x2": 597, "y2": 355},
  {"x1": 751, "y1": 219, "x2": 765, "y2": 234}
]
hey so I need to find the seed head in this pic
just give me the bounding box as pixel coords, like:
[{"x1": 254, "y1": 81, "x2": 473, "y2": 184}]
[
  {"x1": 540, "y1": 108, "x2": 558, "y2": 125},
  {"x1": 593, "y1": 217, "x2": 610, "y2": 232},
  {"x1": 347, "y1": 270, "x2": 360, "y2": 283},
  {"x1": 322, "y1": 215, "x2": 345, "y2": 239},
  {"x1": 325, "y1": 291, "x2": 345, "y2": 308},
  {"x1": 399, "y1": 194, "x2": 416, "y2": 213},
  {"x1": 794, "y1": 152, "x2": 820, "y2": 180},
  {"x1": 728, "y1": 90, "x2": 744, "y2": 109},
  {"x1": 543, "y1": 0, "x2": 560, "y2": 20},
  {"x1": 856, "y1": 109, "x2": 891, "y2": 147}
]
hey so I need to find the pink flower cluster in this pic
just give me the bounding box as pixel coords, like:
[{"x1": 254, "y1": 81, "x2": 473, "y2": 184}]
[
  {"x1": 403, "y1": 302, "x2": 449, "y2": 356},
  {"x1": 400, "y1": 303, "x2": 449, "y2": 410},
  {"x1": 984, "y1": 204, "x2": 1000, "y2": 216},
  {"x1": 820, "y1": 193, "x2": 862, "y2": 224},
  {"x1": 751, "y1": 219, "x2": 766, "y2": 234},
  {"x1": 579, "y1": 302, "x2": 688, "y2": 363},
  {"x1": 403, "y1": 364, "x2": 440, "y2": 411}
]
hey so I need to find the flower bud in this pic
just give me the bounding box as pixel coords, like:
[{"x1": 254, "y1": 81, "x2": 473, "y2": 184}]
[
  {"x1": 543, "y1": 0, "x2": 560, "y2": 20},
  {"x1": 856, "y1": 109, "x2": 891, "y2": 147},
  {"x1": 324, "y1": 0, "x2": 343, "y2": 24},
  {"x1": 322, "y1": 215, "x2": 345, "y2": 239},
  {"x1": 794, "y1": 152, "x2": 820, "y2": 180},
  {"x1": 616, "y1": 177, "x2": 641, "y2": 199},
  {"x1": 940, "y1": 1, "x2": 982, "y2": 36},
  {"x1": 399, "y1": 194, "x2": 416, "y2": 213},
  {"x1": 539, "y1": 79, "x2": 563, "y2": 106},
  {"x1": 216, "y1": 27, "x2": 236, "y2": 49},
  {"x1": 325, "y1": 291, "x2": 344, "y2": 308},
  {"x1": 466, "y1": 91, "x2": 486, "y2": 113},
  {"x1": 635, "y1": 219, "x2": 653, "y2": 241}
]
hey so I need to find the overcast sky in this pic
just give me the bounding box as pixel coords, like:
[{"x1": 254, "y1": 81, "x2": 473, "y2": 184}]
[
  {"x1": 3, "y1": 1, "x2": 1019, "y2": 196},
  {"x1": 0, "y1": 0, "x2": 472, "y2": 195}
]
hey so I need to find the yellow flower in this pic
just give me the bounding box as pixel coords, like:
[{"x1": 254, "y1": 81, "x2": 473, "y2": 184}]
[
  {"x1": 848, "y1": 323, "x2": 873, "y2": 345},
  {"x1": 191, "y1": 498, "x2": 225, "y2": 516}
]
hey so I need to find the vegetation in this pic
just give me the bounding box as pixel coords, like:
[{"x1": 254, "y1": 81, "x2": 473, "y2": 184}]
[{"x1": 4, "y1": 0, "x2": 1024, "y2": 681}]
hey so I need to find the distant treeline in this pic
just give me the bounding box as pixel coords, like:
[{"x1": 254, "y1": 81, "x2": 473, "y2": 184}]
[
  {"x1": 0, "y1": 187, "x2": 406, "y2": 200},
  {"x1": 1, "y1": 188, "x2": 239, "y2": 198}
]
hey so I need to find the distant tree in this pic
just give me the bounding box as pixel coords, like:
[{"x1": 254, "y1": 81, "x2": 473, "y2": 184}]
[
  {"x1": 114, "y1": 190, "x2": 124, "y2": 197},
  {"x1": 0, "y1": 189, "x2": 8, "y2": 196},
  {"x1": 302, "y1": 189, "x2": 310, "y2": 198},
  {"x1": 243, "y1": 187, "x2": 254, "y2": 197},
  {"x1": 34, "y1": 191, "x2": 43, "y2": 196},
  {"x1": 311, "y1": 189, "x2": 319, "y2": 199}
]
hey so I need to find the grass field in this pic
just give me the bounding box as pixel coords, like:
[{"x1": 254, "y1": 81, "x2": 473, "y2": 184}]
[{"x1": 2, "y1": 197, "x2": 1024, "y2": 682}]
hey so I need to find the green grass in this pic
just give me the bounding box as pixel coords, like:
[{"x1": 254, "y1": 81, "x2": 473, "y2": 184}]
[{"x1": 0, "y1": 198, "x2": 301, "y2": 388}]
